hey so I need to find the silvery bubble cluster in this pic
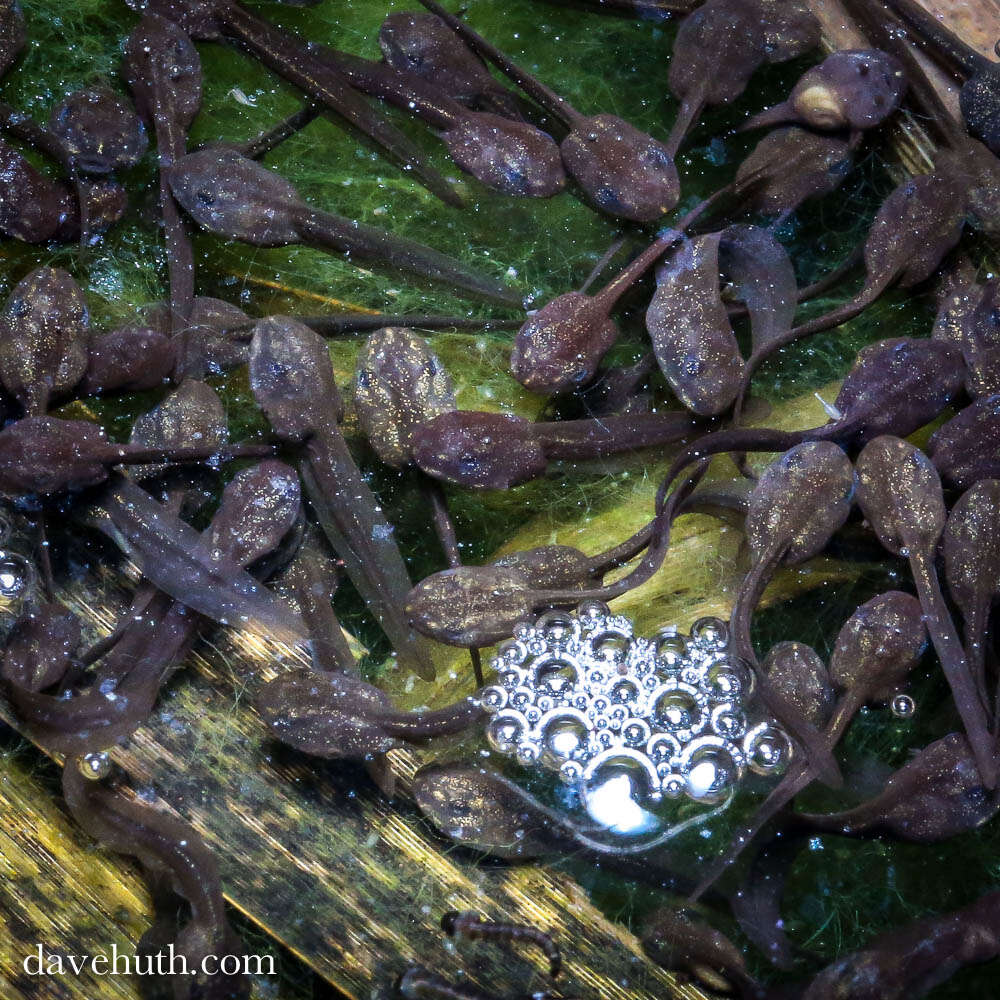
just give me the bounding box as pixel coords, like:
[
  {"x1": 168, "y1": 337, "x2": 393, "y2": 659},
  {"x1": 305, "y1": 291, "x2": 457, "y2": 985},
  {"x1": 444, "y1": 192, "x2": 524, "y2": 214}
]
[{"x1": 480, "y1": 603, "x2": 792, "y2": 816}]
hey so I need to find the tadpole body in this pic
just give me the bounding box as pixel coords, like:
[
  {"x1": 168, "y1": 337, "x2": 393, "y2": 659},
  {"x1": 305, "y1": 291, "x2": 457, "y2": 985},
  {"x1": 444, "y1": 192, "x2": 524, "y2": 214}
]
[
  {"x1": 928, "y1": 393, "x2": 1000, "y2": 490},
  {"x1": 943, "y1": 480, "x2": 1000, "y2": 713},
  {"x1": 744, "y1": 49, "x2": 906, "y2": 132},
  {"x1": 933, "y1": 275, "x2": 1000, "y2": 398},
  {"x1": 170, "y1": 147, "x2": 517, "y2": 304},
  {"x1": 139, "y1": 0, "x2": 463, "y2": 207},
  {"x1": 0, "y1": 266, "x2": 89, "y2": 414},
  {"x1": 63, "y1": 760, "x2": 249, "y2": 1000},
  {"x1": 856, "y1": 436, "x2": 997, "y2": 786},
  {"x1": 417, "y1": 0, "x2": 680, "y2": 222},
  {"x1": 249, "y1": 316, "x2": 437, "y2": 679}
]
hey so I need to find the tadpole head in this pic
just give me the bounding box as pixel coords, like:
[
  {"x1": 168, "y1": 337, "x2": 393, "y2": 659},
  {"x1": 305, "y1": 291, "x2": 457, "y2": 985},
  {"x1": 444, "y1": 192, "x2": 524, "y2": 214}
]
[
  {"x1": 412, "y1": 762, "x2": 560, "y2": 859},
  {"x1": 0, "y1": 417, "x2": 111, "y2": 497},
  {"x1": 405, "y1": 565, "x2": 535, "y2": 646},
  {"x1": 2, "y1": 602, "x2": 80, "y2": 693},
  {"x1": 762, "y1": 641, "x2": 834, "y2": 729},
  {"x1": 757, "y1": 0, "x2": 820, "y2": 63},
  {"x1": 354, "y1": 327, "x2": 457, "y2": 467},
  {"x1": 0, "y1": 142, "x2": 77, "y2": 244},
  {"x1": 928, "y1": 394, "x2": 1000, "y2": 490},
  {"x1": 511, "y1": 292, "x2": 618, "y2": 395},
  {"x1": 124, "y1": 13, "x2": 202, "y2": 130},
  {"x1": 943, "y1": 479, "x2": 1000, "y2": 615},
  {"x1": 736, "y1": 126, "x2": 853, "y2": 215},
  {"x1": 855, "y1": 436, "x2": 946, "y2": 557},
  {"x1": 833, "y1": 338, "x2": 965, "y2": 444},
  {"x1": 48, "y1": 87, "x2": 148, "y2": 174},
  {"x1": 127, "y1": 0, "x2": 224, "y2": 41},
  {"x1": 561, "y1": 115, "x2": 679, "y2": 222},
  {"x1": 0, "y1": 265, "x2": 90, "y2": 414},
  {"x1": 443, "y1": 115, "x2": 565, "y2": 198},
  {"x1": 960, "y1": 73, "x2": 1000, "y2": 157},
  {"x1": 746, "y1": 49, "x2": 905, "y2": 132},
  {"x1": 411, "y1": 410, "x2": 547, "y2": 489},
  {"x1": 249, "y1": 316, "x2": 342, "y2": 442},
  {"x1": 829, "y1": 592, "x2": 926, "y2": 702},
  {"x1": 169, "y1": 148, "x2": 302, "y2": 247},
  {"x1": 745, "y1": 441, "x2": 856, "y2": 565}
]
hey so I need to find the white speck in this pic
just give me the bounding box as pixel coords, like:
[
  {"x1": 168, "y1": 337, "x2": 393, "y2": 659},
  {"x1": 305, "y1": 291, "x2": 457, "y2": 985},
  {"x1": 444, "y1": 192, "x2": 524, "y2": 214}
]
[{"x1": 228, "y1": 87, "x2": 257, "y2": 107}]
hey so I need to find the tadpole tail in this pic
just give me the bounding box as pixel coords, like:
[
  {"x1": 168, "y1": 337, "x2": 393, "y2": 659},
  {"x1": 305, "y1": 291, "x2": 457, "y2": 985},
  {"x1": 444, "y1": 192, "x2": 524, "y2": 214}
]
[
  {"x1": 688, "y1": 762, "x2": 814, "y2": 902},
  {"x1": 416, "y1": 0, "x2": 580, "y2": 127},
  {"x1": 739, "y1": 99, "x2": 796, "y2": 133},
  {"x1": 301, "y1": 436, "x2": 438, "y2": 681},
  {"x1": 664, "y1": 89, "x2": 705, "y2": 159},
  {"x1": 222, "y1": 3, "x2": 464, "y2": 208},
  {"x1": 296, "y1": 208, "x2": 520, "y2": 305},
  {"x1": 910, "y1": 551, "x2": 998, "y2": 788}
]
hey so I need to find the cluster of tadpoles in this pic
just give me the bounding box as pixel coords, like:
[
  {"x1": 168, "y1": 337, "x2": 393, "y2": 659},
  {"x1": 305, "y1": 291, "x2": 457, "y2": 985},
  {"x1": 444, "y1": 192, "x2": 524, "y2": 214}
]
[{"x1": 1, "y1": 0, "x2": 1000, "y2": 996}]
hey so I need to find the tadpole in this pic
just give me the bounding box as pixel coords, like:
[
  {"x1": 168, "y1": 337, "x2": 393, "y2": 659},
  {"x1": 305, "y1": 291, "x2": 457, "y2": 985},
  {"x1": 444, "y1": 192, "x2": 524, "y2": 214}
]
[
  {"x1": 317, "y1": 48, "x2": 565, "y2": 198},
  {"x1": 664, "y1": 0, "x2": 818, "y2": 153},
  {"x1": 928, "y1": 393, "x2": 1000, "y2": 490},
  {"x1": 411, "y1": 407, "x2": 701, "y2": 490},
  {"x1": 855, "y1": 436, "x2": 997, "y2": 786},
  {"x1": 63, "y1": 758, "x2": 250, "y2": 1000},
  {"x1": 942, "y1": 480, "x2": 1000, "y2": 715},
  {"x1": 169, "y1": 147, "x2": 517, "y2": 304},
  {"x1": 0, "y1": 139, "x2": 77, "y2": 243},
  {"x1": 0, "y1": 266, "x2": 89, "y2": 414},
  {"x1": 641, "y1": 907, "x2": 760, "y2": 999},
  {"x1": 249, "y1": 316, "x2": 438, "y2": 678},
  {"x1": 138, "y1": 0, "x2": 463, "y2": 206},
  {"x1": 885, "y1": 0, "x2": 1000, "y2": 154},
  {"x1": 81, "y1": 325, "x2": 175, "y2": 396},
  {"x1": 933, "y1": 275, "x2": 1000, "y2": 398},
  {"x1": 647, "y1": 223, "x2": 796, "y2": 416},
  {"x1": 796, "y1": 733, "x2": 997, "y2": 843},
  {"x1": 124, "y1": 14, "x2": 202, "y2": 377},
  {"x1": 378, "y1": 11, "x2": 523, "y2": 119},
  {"x1": 743, "y1": 48, "x2": 906, "y2": 132},
  {"x1": 417, "y1": 0, "x2": 680, "y2": 222}
]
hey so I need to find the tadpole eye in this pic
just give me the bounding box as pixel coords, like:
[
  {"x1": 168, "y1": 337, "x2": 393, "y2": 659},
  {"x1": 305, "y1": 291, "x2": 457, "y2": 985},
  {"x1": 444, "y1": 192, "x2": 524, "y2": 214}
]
[{"x1": 196, "y1": 189, "x2": 215, "y2": 207}]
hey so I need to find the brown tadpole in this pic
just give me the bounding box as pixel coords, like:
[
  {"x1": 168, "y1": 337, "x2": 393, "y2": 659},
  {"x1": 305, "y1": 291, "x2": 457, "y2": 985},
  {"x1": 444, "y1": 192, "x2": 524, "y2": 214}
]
[
  {"x1": 124, "y1": 14, "x2": 202, "y2": 377},
  {"x1": 0, "y1": 139, "x2": 78, "y2": 243},
  {"x1": 928, "y1": 392, "x2": 1000, "y2": 490},
  {"x1": 664, "y1": 0, "x2": 819, "y2": 154},
  {"x1": 647, "y1": 223, "x2": 796, "y2": 416},
  {"x1": 0, "y1": 266, "x2": 89, "y2": 415},
  {"x1": 317, "y1": 48, "x2": 564, "y2": 198},
  {"x1": 441, "y1": 911, "x2": 562, "y2": 978},
  {"x1": 81, "y1": 325, "x2": 175, "y2": 396},
  {"x1": 799, "y1": 881, "x2": 1000, "y2": 999},
  {"x1": 728, "y1": 443, "x2": 854, "y2": 785},
  {"x1": 417, "y1": 0, "x2": 680, "y2": 222},
  {"x1": 743, "y1": 48, "x2": 906, "y2": 132},
  {"x1": 169, "y1": 147, "x2": 517, "y2": 305},
  {"x1": 856, "y1": 436, "x2": 997, "y2": 787},
  {"x1": 379, "y1": 11, "x2": 524, "y2": 119},
  {"x1": 47, "y1": 86, "x2": 148, "y2": 176},
  {"x1": 932, "y1": 274, "x2": 1000, "y2": 398},
  {"x1": 795, "y1": 733, "x2": 998, "y2": 843},
  {"x1": 249, "y1": 316, "x2": 438, "y2": 679},
  {"x1": 411, "y1": 408, "x2": 703, "y2": 490},
  {"x1": 256, "y1": 667, "x2": 483, "y2": 759},
  {"x1": 138, "y1": 0, "x2": 463, "y2": 206}
]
